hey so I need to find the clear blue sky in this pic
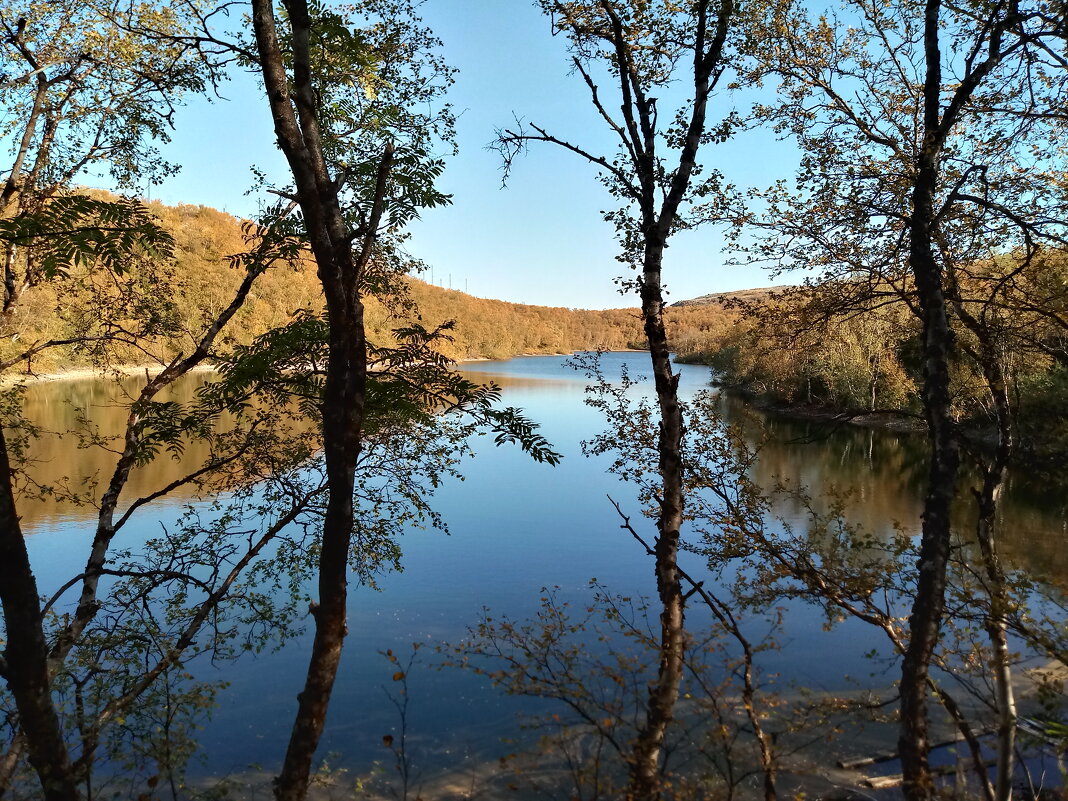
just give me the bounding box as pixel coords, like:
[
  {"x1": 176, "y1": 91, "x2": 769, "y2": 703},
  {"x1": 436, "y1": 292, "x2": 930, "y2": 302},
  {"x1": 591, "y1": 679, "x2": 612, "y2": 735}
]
[{"x1": 135, "y1": 0, "x2": 796, "y2": 310}]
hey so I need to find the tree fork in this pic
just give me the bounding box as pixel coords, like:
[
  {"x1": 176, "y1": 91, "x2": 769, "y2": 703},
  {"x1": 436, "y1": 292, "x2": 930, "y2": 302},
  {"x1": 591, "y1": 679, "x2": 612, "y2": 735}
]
[{"x1": 250, "y1": 1, "x2": 377, "y2": 797}]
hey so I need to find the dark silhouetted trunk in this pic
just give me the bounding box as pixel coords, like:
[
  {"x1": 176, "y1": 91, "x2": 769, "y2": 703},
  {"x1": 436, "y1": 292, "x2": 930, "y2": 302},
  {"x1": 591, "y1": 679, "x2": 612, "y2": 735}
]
[
  {"x1": 618, "y1": 3, "x2": 734, "y2": 797},
  {"x1": 273, "y1": 291, "x2": 365, "y2": 801},
  {"x1": 250, "y1": 1, "x2": 385, "y2": 798},
  {"x1": 0, "y1": 430, "x2": 79, "y2": 801},
  {"x1": 897, "y1": 2, "x2": 1020, "y2": 796},
  {"x1": 499, "y1": 3, "x2": 736, "y2": 796},
  {"x1": 897, "y1": 1, "x2": 957, "y2": 786},
  {"x1": 898, "y1": 230, "x2": 959, "y2": 801}
]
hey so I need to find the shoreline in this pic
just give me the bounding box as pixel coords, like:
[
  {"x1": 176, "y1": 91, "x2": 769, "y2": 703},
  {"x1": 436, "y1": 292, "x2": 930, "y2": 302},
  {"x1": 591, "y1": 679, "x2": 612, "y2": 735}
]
[
  {"x1": 9, "y1": 350, "x2": 652, "y2": 385},
  {"x1": 750, "y1": 396, "x2": 928, "y2": 434},
  {"x1": 713, "y1": 382, "x2": 1018, "y2": 455},
  {"x1": 2, "y1": 363, "x2": 218, "y2": 386},
  {"x1": 712, "y1": 380, "x2": 926, "y2": 434}
]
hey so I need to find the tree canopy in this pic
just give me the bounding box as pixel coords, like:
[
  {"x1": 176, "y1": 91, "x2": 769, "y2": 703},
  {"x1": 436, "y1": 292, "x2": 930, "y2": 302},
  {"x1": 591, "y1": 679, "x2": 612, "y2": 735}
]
[{"x1": 2, "y1": 1, "x2": 1068, "y2": 800}]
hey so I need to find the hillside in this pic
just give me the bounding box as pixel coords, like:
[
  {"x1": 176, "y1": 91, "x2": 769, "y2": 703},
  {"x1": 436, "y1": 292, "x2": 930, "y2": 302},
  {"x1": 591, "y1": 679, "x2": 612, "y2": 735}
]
[
  {"x1": 0, "y1": 197, "x2": 735, "y2": 372},
  {"x1": 670, "y1": 286, "x2": 785, "y2": 308}
]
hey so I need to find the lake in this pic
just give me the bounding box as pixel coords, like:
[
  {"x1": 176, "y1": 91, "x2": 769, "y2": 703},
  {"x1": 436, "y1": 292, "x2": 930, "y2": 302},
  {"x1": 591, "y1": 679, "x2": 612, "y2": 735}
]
[{"x1": 16, "y1": 352, "x2": 1068, "y2": 792}]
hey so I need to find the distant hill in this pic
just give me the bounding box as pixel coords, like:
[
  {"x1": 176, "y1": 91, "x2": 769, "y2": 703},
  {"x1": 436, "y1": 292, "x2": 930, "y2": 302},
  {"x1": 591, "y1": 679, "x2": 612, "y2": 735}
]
[
  {"x1": 0, "y1": 195, "x2": 735, "y2": 371},
  {"x1": 671, "y1": 286, "x2": 785, "y2": 308},
  {"x1": 394, "y1": 280, "x2": 736, "y2": 362}
]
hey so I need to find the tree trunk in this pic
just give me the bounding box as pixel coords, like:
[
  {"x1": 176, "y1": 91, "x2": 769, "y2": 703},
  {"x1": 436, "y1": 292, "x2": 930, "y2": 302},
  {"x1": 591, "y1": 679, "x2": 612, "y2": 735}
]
[
  {"x1": 0, "y1": 429, "x2": 80, "y2": 801},
  {"x1": 896, "y1": 0, "x2": 1028, "y2": 794},
  {"x1": 898, "y1": 219, "x2": 959, "y2": 801},
  {"x1": 248, "y1": 1, "x2": 371, "y2": 798},
  {"x1": 897, "y1": 4, "x2": 961, "y2": 797},
  {"x1": 627, "y1": 237, "x2": 687, "y2": 801},
  {"x1": 500, "y1": 4, "x2": 734, "y2": 797},
  {"x1": 274, "y1": 291, "x2": 365, "y2": 800}
]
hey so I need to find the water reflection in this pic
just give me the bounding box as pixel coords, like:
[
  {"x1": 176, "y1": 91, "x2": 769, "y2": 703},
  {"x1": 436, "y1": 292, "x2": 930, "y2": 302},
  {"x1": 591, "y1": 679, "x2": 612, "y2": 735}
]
[
  {"x1": 19, "y1": 359, "x2": 1068, "y2": 606},
  {"x1": 16, "y1": 373, "x2": 219, "y2": 528},
  {"x1": 13, "y1": 353, "x2": 1068, "y2": 781},
  {"x1": 726, "y1": 394, "x2": 1068, "y2": 579},
  {"x1": 457, "y1": 370, "x2": 585, "y2": 397}
]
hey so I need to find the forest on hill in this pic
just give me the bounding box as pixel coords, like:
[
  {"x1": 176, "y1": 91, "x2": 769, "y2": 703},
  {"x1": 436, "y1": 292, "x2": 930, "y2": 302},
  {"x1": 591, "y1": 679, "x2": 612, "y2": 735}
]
[
  {"x1": 2, "y1": 1, "x2": 1067, "y2": 801},
  {"x1": 1, "y1": 196, "x2": 734, "y2": 372},
  {"x1": 675, "y1": 259, "x2": 1068, "y2": 462}
]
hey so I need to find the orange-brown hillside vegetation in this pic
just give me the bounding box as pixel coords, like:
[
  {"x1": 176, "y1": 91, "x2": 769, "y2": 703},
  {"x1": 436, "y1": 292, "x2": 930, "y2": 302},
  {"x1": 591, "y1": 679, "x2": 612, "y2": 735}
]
[
  {"x1": 670, "y1": 286, "x2": 783, "y2": 308},
  {"x1": 2, "y1": 197, "x2": 735, "y2": 371}
]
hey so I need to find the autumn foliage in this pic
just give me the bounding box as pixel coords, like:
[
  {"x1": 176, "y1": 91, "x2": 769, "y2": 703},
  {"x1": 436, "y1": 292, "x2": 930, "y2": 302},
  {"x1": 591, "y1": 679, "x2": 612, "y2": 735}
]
[{"x1": 0, "y1": 195, "x2": 734, "y2": 373}]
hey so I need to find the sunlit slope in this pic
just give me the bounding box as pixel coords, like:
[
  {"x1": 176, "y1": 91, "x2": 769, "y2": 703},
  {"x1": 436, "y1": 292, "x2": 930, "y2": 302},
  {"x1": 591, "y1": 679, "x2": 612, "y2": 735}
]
[{"x1": 1, "y1": 196, "x2": 736, "y2": 371}]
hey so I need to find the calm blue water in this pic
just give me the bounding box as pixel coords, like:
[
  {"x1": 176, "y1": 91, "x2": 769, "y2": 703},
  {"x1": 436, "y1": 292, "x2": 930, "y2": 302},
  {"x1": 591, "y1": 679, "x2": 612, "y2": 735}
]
[
  {"x1": 187, "y1": 353, "x2": 891, "y2": 778},
  {"x1": 20, "y1": 352, "x2": 1068, "y2": 786},
  {"x1": 192, "y1": 353, "x2": 725, "y2": 773}
]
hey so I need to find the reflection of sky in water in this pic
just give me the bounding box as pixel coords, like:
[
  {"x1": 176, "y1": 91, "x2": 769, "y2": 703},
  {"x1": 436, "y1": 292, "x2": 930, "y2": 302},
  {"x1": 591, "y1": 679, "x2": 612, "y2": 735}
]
[
  {"x1": 459, "y1": 351, "x2": 720, "y2": 394},
  {"x1": 17, "y1": 354, "x2": 1068, "y2": 781}
]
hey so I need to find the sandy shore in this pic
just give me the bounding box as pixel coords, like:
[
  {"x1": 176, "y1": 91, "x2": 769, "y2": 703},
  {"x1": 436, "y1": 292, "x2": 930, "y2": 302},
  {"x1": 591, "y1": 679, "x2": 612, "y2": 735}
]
[
  {"x1": 2, "y1": 363, "x2": 218, "y2": 386},
  {"x1": 7, "y1": 349, "x2": 650, "y2": 386}
]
